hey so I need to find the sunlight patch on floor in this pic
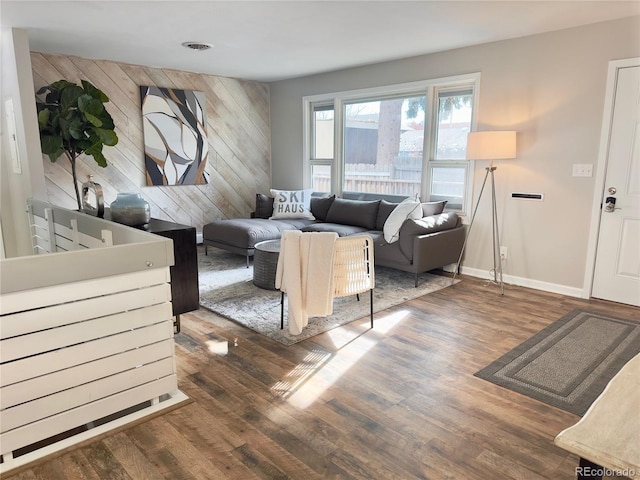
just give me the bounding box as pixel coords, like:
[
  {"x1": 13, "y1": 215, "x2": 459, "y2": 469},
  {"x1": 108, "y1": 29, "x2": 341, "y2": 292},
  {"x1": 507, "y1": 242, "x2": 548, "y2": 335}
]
[
  {"x1": 371, "y1": 309, "x2": 410, "y2": 334},
  {"x1": 286, "y1": 336, "x2": 377, "y2": 409},
  {"x1": 271, "y1": 350, "x2": 333, "y2": 400},
  {"x1": 205, "y1": 339, "x2": 229, "y2": 355},
  {"x1": 271, "y1": 310, "x2": 411, "y2": 409}
]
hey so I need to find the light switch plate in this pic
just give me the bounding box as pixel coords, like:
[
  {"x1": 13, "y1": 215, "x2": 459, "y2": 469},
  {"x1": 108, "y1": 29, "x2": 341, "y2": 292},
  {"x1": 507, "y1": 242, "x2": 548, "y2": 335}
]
[{"x1": 5, "y1": 98, "x2": 22, "y2": 175}]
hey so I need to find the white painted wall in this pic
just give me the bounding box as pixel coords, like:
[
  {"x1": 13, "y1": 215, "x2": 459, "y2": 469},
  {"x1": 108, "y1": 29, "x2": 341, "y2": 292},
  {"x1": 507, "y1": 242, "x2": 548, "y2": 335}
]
[
  {"x1": 1, "y1": 28, "x2": 47, "y2": 258},
  {"x1": 269, "y1": 17, "x2": 640, "y2": 295}
]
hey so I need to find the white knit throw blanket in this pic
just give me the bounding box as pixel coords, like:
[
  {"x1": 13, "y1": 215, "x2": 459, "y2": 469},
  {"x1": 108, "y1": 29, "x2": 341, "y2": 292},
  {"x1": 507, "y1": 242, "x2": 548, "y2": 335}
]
[{"x1": 275, "y1": 230, "x2": 338, "y2": 335}]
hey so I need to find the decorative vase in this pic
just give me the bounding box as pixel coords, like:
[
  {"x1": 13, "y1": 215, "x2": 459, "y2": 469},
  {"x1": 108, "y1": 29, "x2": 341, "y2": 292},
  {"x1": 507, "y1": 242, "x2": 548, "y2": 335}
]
[
  {"x1": 110, "y1": 193, "x2": 150, "y2": 226},
  {"x1": 81, "y1": 175, "x2": 105, "y2": 218}
]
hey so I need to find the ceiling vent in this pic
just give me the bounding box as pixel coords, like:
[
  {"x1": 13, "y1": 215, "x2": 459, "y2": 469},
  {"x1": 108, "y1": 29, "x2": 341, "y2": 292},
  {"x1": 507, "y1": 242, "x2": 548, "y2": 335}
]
[{"x1": 181, "y1": 42, "x2": 213, "y2": 51}]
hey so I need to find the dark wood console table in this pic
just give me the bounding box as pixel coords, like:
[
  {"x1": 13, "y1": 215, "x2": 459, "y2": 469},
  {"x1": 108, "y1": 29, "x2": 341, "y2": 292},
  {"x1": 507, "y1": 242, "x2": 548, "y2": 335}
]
[
  {"x1": 146, "y1": 219, "x2": 199, "y2": 332},
  {"x1": 102, "y1": 211, "x2": 199, "y2": 333}
]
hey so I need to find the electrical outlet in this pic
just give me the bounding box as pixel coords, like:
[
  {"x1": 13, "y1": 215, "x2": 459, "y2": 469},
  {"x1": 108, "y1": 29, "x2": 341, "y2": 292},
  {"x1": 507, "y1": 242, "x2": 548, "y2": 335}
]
[
  {"x1": 500, "y1": 246, "x2": 508, "y2": 260},
  {"x1": 572, "y1": 164, "x2": 593, "y2": 177}
]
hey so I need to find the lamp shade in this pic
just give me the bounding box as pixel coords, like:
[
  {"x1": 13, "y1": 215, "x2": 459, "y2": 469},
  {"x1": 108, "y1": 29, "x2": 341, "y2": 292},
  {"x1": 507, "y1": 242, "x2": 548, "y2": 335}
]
[{"x1": 466, "y1": 131, "x2": 516, "y2": 160}]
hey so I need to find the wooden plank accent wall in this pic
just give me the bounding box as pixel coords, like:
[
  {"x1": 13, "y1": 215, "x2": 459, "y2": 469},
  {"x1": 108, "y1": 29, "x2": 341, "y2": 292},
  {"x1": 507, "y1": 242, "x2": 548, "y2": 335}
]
[{"x1": 30, "y1": 53, "x2": 271, "y2": 234}]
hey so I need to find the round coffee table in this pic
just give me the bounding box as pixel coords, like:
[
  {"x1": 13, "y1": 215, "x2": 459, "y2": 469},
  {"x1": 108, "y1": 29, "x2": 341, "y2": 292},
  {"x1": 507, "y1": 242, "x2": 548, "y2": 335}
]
[{"x1": 253, "y1": 239, "x2": 281, "y2": 290}]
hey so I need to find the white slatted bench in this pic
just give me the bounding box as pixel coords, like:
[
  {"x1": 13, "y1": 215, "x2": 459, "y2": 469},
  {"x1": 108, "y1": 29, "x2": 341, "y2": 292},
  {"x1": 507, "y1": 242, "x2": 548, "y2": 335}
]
[{"x1": 0, "y1": 200, "x2": 188, "y2": 474}]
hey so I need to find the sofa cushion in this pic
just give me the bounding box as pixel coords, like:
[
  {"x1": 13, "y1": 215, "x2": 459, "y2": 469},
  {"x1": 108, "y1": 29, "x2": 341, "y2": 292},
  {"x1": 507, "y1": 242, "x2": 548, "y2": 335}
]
[
  {"x1": 254, "y1": 193, "x2": 274, "y2": 219},
  {"x1": 310, "y1": 195, "x2": 335, "y2": 221},
  {"x1": 376, "y1": 200, "x2": 400, "y2": 230},
  {"x1": 325, "y1": 198, "x2": 380, "y2": 229},
  {"x1": 383, "y1": 199, "x2": 422, "y2": 243},
  {"x1": 376, "y1": 240, "x2": 411, "y2": 264},
  {"x1": 366, "y1": 230, "x2": 385, "y2": 244},
  {"x1": 270, "y1": 188, "x2": 315, "y2": 220},
  {"x1": 421, "y1": 201, "x2": 447, "y2": 217},
  {"x1": 398, "y1": 212, "x2": 460, "y2": 260},
  {"x1": 301, "y1": 222, "x2": 369, "y2": 237}
]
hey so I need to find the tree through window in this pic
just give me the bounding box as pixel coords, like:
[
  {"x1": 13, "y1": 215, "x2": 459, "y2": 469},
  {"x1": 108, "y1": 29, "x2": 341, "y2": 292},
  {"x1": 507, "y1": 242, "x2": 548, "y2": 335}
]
[{"x1": 343, "y1": 95, "x2": 425, "y2": 198}]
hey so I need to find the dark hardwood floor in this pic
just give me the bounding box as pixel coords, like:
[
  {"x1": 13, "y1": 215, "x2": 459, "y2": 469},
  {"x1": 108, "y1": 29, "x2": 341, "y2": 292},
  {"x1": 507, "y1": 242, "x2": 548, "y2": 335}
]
[{"x1": 5, "y1": 274, "x2": 639, "y2": 479}]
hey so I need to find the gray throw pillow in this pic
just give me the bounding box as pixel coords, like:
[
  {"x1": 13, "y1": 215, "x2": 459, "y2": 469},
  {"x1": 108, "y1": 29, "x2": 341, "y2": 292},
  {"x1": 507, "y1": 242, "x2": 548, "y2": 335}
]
[
  {"x1": 421, "y1": 201, "x2": 447, "y2": 217},
  {"x1": 310, "y1": 195, "x2": 336, "y2": 221},
  {"x1": 325, "y1": 198, "x2": 381, "y2": 229},
  {"x1": 255, "y1": 194, "x2": 274, "y2": 219},
  {"x1": 376, "y1": 200, "x2": 400, "y2": 230}
]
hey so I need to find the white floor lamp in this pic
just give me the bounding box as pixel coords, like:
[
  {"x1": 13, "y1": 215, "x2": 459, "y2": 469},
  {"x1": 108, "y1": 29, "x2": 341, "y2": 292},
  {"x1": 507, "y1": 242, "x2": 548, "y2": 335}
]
[{"x1": 452, "y1": 131, "x2": 517, "y2": 295}]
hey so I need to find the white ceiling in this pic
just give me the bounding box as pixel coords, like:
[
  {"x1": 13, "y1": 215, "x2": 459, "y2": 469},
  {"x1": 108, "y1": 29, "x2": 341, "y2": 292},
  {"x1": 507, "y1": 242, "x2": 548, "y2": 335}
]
[{"x1": 2, "y1": 1, "x2": 639, "y2": 82}]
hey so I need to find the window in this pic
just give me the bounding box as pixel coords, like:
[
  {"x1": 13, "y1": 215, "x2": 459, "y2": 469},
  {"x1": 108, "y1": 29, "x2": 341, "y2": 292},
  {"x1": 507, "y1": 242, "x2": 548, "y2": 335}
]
[
  {"x1": 342, "y1": 95, "x2": 425, "y2": 199},
  {"x1": 427, "y1": 88, "x2": 474, "y2": 210},
  {"x1": 304, "y1": 74, "x2": 478, "y2": 212},
  {"x1": 310, "y1": 104, "x2": 334, "y2": 193}
]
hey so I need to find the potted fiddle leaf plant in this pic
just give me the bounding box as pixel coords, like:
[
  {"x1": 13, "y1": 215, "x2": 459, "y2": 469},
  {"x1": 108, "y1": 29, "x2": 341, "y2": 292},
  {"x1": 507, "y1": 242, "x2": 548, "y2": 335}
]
[{"x1": 36, "y1": 79, "x2": 118, "y2": 210}]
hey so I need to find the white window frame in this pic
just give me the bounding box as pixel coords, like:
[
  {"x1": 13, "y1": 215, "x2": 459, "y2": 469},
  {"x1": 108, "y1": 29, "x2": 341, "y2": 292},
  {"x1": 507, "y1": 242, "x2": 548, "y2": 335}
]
[
  {"x1": 303, "y1": 73, "x2": 480, "y2": 215},
  {"x1": 426, "y1": 85, "x2": 477, "y2": 213},
  {"x1": 307, "y1": 102, "x2": 336, "y2": 193}
]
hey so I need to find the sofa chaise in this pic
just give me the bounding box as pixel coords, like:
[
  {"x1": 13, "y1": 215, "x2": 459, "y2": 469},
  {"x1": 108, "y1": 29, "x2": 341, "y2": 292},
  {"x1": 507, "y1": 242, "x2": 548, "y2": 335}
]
[{"x1": 202, "y1": 193, "x2": 465, "y2": 286}]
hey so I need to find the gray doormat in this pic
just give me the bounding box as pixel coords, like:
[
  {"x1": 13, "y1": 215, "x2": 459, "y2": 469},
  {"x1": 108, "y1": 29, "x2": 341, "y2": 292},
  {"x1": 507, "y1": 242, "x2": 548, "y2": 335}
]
[{"x1": 475, "y1": 309, "x2": 640, "y2": 415}]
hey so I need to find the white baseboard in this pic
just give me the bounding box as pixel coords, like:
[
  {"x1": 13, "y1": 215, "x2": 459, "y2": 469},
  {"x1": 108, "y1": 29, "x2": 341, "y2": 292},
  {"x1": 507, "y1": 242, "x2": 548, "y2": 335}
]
[{"x1": 453, "y1": 266, "x2": 584, "y2": 298}]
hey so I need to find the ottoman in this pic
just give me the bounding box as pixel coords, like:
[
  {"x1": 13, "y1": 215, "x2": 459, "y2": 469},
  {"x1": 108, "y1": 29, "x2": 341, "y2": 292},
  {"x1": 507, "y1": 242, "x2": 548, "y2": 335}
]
[
  {"x1": 253, "y1": 240, "x2": 281, "y2": 290},
  {"x1": 202, "y1": 218, "x2": 314, "y2": 266}
]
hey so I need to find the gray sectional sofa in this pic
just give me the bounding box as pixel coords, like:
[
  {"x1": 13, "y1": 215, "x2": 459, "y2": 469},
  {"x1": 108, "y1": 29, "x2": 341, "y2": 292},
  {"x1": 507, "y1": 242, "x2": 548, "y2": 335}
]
[{"x1": 202, "y1": 194, "x2": 466, "y2": 286}]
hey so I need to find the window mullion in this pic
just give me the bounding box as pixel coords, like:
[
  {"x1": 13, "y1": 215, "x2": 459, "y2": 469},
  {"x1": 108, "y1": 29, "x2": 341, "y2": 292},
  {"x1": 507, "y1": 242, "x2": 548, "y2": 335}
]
[
  {"x1": 333, "y1": 98, "x2": 344, "y2": 197},
  {"x1": 422, "y1": 86, "x2": 437, "y2": 201}
]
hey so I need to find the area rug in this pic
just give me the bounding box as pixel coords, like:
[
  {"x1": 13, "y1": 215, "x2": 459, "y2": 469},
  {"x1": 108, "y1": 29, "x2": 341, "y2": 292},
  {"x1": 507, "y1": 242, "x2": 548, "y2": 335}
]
[
  {"x1": 475, "y1": 309, "x2": 640, "y2": 415},
  {"x1": 198, "y1": 246, "x2": 456, "y2": 345}
]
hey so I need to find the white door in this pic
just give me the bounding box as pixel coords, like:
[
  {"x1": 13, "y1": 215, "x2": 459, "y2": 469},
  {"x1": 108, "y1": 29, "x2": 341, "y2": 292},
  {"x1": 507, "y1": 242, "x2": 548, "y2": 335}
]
[{"x1": 592, "y1": 63, "x2": 640, "y2": 306}]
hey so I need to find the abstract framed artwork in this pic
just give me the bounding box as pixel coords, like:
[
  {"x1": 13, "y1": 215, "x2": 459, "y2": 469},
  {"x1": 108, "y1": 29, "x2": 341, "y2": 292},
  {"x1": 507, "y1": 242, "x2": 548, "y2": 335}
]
[{"x1": 140, "y1": 86, "x2": 209, "y2": 186}]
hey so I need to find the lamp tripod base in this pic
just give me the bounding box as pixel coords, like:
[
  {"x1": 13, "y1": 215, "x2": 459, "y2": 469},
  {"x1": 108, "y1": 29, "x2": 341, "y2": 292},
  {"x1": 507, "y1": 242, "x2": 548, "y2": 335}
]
[{"x1": 452, "y1": 166, "x2": 504, "y2": 295}]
